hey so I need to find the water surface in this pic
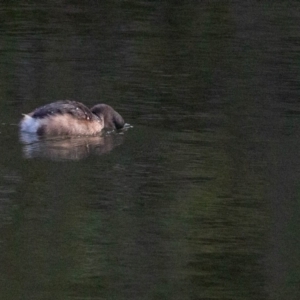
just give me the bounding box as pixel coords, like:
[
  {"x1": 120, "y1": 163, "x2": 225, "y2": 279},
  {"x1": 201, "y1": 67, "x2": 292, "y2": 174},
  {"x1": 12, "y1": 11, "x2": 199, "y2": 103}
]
[{"x1": 0, "y1": 1, "x2": 300, "y2": 300}]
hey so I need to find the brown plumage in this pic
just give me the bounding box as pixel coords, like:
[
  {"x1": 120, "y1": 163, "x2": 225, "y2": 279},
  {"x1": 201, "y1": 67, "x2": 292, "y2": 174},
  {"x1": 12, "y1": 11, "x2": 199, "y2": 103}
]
[{"x1": 20, "y1": 100, "x2": 125, "y2": 136}]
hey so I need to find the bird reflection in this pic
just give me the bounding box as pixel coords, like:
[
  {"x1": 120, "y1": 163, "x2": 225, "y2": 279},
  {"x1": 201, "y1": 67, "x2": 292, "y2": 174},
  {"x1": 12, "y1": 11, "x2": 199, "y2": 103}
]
[{"x1": 19, "y1": 131, "x2": 125, "y2": 161}]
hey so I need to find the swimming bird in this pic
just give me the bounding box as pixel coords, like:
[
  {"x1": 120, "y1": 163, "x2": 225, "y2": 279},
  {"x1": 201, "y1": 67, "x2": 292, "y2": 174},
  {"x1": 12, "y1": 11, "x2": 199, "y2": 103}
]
[{"x1": 20, "y1": 100, "x2": 125, "y2": 136}]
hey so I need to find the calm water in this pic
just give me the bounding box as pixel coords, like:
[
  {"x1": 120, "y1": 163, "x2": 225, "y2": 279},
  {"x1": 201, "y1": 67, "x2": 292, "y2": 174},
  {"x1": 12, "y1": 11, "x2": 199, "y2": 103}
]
[{"x1": 0, "y1": 1, "x2": 300, "y2": 299}]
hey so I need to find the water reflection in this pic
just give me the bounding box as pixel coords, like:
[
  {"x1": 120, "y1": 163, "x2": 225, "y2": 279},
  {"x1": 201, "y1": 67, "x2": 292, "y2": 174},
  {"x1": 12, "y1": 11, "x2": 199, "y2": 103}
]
[
  {"x1": 0, "y1": 0, "x2": 299, "y2": 299},
  {"x1": 19, "y1": 131, "x2": 126, "y2": 161}
]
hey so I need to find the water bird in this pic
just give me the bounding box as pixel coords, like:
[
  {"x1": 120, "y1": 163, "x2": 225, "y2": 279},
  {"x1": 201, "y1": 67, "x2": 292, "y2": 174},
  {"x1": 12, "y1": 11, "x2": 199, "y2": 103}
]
[{"x1": 20, "y1": 100, "x2": 125, "y2": 136}]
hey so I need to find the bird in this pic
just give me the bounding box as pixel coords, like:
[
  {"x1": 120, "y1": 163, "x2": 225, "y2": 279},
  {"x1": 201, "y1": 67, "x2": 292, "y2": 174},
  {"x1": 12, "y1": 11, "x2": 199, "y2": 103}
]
[{"x1": 19, "y1": 100, "x2": 125, "y2": 136}]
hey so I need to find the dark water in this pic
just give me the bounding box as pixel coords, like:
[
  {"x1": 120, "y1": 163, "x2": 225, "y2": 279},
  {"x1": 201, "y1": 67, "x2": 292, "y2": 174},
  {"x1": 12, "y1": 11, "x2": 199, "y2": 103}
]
[{"x1": 0, "y1": 1, "x2": 300, "y2": 299}]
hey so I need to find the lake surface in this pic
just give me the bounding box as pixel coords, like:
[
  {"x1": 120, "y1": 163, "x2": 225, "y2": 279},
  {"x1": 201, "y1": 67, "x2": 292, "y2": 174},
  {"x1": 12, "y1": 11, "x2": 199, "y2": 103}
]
[{"x1": 0, "y1": 1, "x2": 300, "y2": 299}]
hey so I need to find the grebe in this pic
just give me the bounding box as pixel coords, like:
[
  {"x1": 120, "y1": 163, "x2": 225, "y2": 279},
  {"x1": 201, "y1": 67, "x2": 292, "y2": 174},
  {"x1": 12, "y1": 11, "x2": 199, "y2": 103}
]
[{"x1": 20, "y1": 100, "x2": 125, "y2": 136}]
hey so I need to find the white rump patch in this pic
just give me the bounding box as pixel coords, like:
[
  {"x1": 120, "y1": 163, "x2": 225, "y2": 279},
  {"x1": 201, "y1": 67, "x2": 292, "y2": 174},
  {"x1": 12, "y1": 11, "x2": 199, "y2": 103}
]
[{"x1": 20, "y1": 114, "x2": 41, "y2": 133}]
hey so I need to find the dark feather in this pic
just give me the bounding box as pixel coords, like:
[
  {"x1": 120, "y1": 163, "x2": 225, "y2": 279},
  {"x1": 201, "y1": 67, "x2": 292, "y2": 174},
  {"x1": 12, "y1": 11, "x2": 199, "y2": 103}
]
[{"x1": 31, "y1": 100, "x2": 97, "y2": 121}]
